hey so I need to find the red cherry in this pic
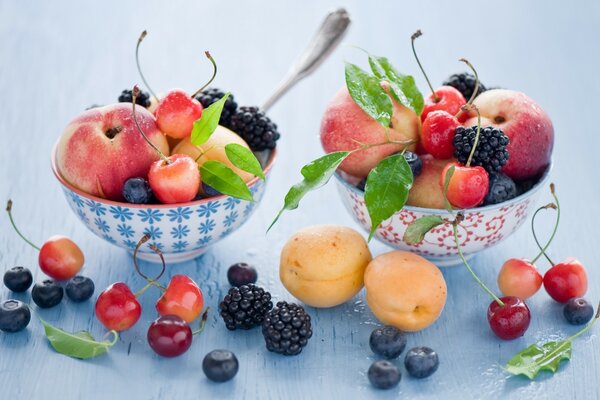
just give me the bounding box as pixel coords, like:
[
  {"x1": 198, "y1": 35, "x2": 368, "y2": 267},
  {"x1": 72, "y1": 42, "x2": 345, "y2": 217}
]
[
  {"x1": 497, "y1": 258, "x2": 543, "y2": 300},
  {"x1": 155, "y1": 89, "x2": 203, "y2": 139},
  {"x1": 38, "y1": 235, "x2": 84, "y2": 280},
  {"x1": 543, "y1": 258, "x2": 588, "y2": 303},
  {"x1": 421, "y1": 86, "x2": 466, "y2": 122},
  {"x1": 147, "y1": 315, "x2": 193, "y2": 357},
  {"x1": 148, "y1": 154, "x2": 201, "y2": 204},
  {"x1": 441, "y1": 163, "x2": 489, "y2": 208},
  {"x1": 156, "y1": 275, "x2": 204, "y2": 323},
  {"x1": 421, "y1": 110, "x2": 460, "y2": 159},
  {"x1": 487, "y1": 296, "x2": 531, "y2": 340},
  {"x1": 95, "y1": 282, "x2": 141, "y2": 331}
]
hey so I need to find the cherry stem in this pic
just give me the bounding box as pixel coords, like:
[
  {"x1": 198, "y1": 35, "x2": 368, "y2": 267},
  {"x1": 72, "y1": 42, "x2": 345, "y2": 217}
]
[
  {"x1": 132, "y1": 86, "x2": 170, "y2": 164},
  {"x1": 452, "y1": 215, "x2": 505, "y2": 307},
  {"x1": 463, "y1": 104, "x2": 481, "y2": 167},
  {"x1": 567, "y1": 301, "x2": 600, "y2": 342},
  {"x1": 133, "y1": 234, "x2": 167, "y2": 292},
  {"x1": 411, "y1": 30, "x2": 438, "y2": 102},
  {"x1": 459, "y1": 58, "x2": 480, "y2": 105},
  {"x1": 5, "y1": 200, "x2": 40, "y2": 251},
  {"x1": 190, "y1": 51, "x2": 218, "y2": 99},
  {"x1": 192, "y1": 308, "x2": 210, "y2": 336},
  {"x1": 135, "y1": 31, "x2": 158, "y2": 102},
  {"x1": 351, "y1": 138, "x2": 417, "y2": 152},
  {"x1": 531, "y1": 183, "x2": 560, "y2": 265}
]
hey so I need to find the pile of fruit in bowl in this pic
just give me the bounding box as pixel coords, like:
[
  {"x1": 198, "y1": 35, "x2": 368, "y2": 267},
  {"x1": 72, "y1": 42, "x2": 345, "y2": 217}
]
[
  {"x1": 51, "y1": 33, "x2": 280, "y2": 263},
  {"x1": 270, "y1": 30, "x2": 553, "y2": 266}
]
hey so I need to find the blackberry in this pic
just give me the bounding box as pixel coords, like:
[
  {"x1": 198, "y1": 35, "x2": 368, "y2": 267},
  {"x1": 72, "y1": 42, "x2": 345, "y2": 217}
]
[
  {"x1": 453, "y1": 126, "x2": 509, "y2": 172},
  {"x1": 443, "y1": 72, "x2": 487, "y2": 100},
  {"x1": 484, "y1": 173, "x2": 518, "y2": 205},
  {"x1": 219, "y1": 284, "x2": 272, "y2": 330},
  {"x1": 230, "y1": 106, "x2": 281, "y2": 151},
  {"x1": 118, "y1": 88, "x2": 151, "y2": 108},
  {"x1": 195, "y1": 88, "x2": 238, "y2": 127},
  {"x1": 262, "y1": 301, "x2": 312, "y2": 356}
]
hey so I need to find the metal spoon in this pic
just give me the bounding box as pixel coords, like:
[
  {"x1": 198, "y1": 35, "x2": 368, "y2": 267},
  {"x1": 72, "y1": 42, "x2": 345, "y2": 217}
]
[{"x1": 261, "y1": 8, "x2": 351, "y2": 112}]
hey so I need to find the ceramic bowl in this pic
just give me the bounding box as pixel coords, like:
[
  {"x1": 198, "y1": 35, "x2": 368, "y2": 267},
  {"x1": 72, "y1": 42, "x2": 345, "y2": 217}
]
[
  {"x1": 334, "y1": 164, "x2": 552, "y2": 266},
  {"x1": 51, "y1": 145, "x2": 276, "y2": 263}
]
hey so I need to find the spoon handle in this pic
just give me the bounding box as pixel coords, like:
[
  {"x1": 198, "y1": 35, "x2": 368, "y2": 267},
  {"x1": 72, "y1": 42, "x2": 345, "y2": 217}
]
[{"x1": 261, "y1": 8, "x2": 351, "y2": 112}]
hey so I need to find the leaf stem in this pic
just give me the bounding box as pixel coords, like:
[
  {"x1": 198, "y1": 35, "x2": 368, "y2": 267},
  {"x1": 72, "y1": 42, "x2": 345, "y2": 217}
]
[
  {"x1": 5, "y1": 200, "x2": 40, "y2": 251},
  {"x1": 104, "y1": 330, "x2": 120, "y2": 346},
  {"x1": 410, "y1": 30, "x2": 438, "y2": 101},
  {"x1": 190, "y1": 51, "x2": 217, "y2": 98},
  {"x1": 531, "y1": 184, "x2": 560, "y2": 265},
  {"x1": 452, "y1": 218, "x2": 505, "y2": 307},
  {"x1": 135, "y1": 31, "x2": 158, "y2": 102}
]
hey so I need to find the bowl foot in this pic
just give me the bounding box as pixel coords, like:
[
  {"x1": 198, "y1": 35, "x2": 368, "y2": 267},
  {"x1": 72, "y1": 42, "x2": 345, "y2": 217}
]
[
  {"x1": 130, "y1": 247, "x2": 208, "y2": 264},
  {"x1": 424, "y1": 253, "x2": 474, "y2": 267}
]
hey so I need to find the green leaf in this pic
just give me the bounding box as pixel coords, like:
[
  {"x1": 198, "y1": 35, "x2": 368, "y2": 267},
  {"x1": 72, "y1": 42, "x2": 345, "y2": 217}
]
[
  {"x1": 225, "y1": 143, "x2": 265, "y2": 180},
  {"x1": 269, "y1": 151, "x2": 349, "y2": 231},
  {"x1": 200, "y1": 160, "x2": 253, "y2": 201},
  {"x1": 364, "y1": 154, "x2": 413, "y2": 240},
  {"x1": 443, "y1": 165, "x2": 455, "y2": 213},
  {"x1": 403, "y1": 215, "x2": 445, "y2": 245},
  {"x1": 190, "y1": 92, "x2": 230, "y2": 146},
  {"x1": 41, "y1": 319, "x2": 118, "y2": 360},
  {"x1": 505, "y1": 341, "x2": 572, "y2": 379},
  {"x1": 345, "y1": 63, "x2": 393, "y2": 127},
  {"x1": 368, "y1": 55, "x2": 424, "y2": 116}
]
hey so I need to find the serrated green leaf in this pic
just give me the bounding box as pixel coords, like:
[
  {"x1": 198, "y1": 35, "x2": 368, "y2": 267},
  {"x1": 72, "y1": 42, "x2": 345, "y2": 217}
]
[
  {"x1": 364, "y1": 154, "x2": 413, "y2": 240},
  {"x1": 41, "y1": 319, "x2": 118, "y2": 360},
  {"x1": 443, "y1": 165, "x2": 455, "y2": 213},
  {"x1": 224, "y1": 143, "x2": 265, "y2": 180},
  {"x1": 368, "y1": 55, "x2": 424, "y2": 116},
  {"x1": 269, "y1": 151, "x2": 349, "y2": 231},
  {"x1": 505, "y1": 341, "x2": 572, "y2": 379},
  {"x1": 200, "y1": 160, "x2": 253, "y2": 201},
  {"x1": 403, "y1": 215, "x2": 445, "y2": 244},
  {"x1": 190, "y1": 92, "x2": 230, "y2": 146},
  {"x1": 345, "y1": 63, "x2": 392, "y2": 128}
]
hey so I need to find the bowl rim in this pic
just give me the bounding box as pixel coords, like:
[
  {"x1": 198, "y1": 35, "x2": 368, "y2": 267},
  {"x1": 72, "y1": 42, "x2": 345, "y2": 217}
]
[
  {"x1": 334, "y1": 161, "x2": 553, "y2": 214},
  {"x1": 51, "y1": 141, "x2": 277, "y2": 208}
]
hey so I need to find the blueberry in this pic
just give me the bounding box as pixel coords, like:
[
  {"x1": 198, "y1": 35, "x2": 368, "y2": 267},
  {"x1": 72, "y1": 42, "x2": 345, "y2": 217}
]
[
  {"x1": 32, "y1": 280, "x2": 64, "y2": 308},
  {"x1": 369, "y1": 326, "x2": 407, "y2": 359},
  {"x1": 404, "y1": 346, "x2": 439, "y2": 378},
  {"x1": 122, "y1": 178, "x2": 153, "y2": 204},
  {"x1": 563, "y1": 298, "x2": 594, "y2": 325},
  {"x1": 227, "y1": 263, "x2": 258, "y2": 287},
  {"x1": 484, "y1": 173, "x2": 517, "y2": 205},
  {"x1": 3, "y1": 266, "x2": 33, "y2": 292},
  {"x1": 402, "y1": 151, "x2": 422, "y2": 178},
  {"x1": 0, "y1": 300, "x2": 31, "y2": 332},
  {"x1": 367, "y1": 360, "x2": 401, "y2": 389},
  {"x1": 356, "y1": 179, "x2": 366, "y2": 191},
  {"x1": 65, "y1": 276, "x2": 95, "y2": 302},
  {"x1": 203, "y1": 183, "x2": 221, "y2": 197},
  {"x1": 202, "y1": 350, "x2": 239, "y2": 382}
]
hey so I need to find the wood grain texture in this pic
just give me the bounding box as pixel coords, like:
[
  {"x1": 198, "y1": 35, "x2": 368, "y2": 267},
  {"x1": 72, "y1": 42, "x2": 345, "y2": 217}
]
[{"x1": 0, "y1": 1, "x2": 599, "y2": 399}]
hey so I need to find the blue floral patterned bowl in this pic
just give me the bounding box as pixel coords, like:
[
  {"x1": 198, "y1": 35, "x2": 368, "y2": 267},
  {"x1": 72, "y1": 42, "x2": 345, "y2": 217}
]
[{"x1": 51, "y1": 146, "x2": 276, "y2": 263}]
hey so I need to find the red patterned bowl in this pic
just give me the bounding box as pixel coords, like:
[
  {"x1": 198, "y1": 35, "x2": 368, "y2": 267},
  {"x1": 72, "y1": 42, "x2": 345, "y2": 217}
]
[{"x1": 334, "y1": 165, "x2": 552, "y2": 266}]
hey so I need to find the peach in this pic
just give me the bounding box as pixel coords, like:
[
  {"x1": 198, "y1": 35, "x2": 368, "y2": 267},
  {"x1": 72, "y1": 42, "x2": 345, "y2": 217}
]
[
  {"x1": 172, "y1": 125, "x2": 254, "y2": 183},
  {"x1": 463, "y1": 89, "x2": 554, "y2": 180},
  {"x1": 364, "y1": 251, "x2": 447, "y2": 332},
  {"x1": 406, "y1": 155, "x2": 454, "y2": 209},
  {"x1": 320, "y1": 86, "x2": 419, "y2": 178},
  {"x1": 279, "y1": 225, "x2": 372, "y2": 308},
  {"x1": 56, "y1": 103, "x2": 169, "y2": 201}
]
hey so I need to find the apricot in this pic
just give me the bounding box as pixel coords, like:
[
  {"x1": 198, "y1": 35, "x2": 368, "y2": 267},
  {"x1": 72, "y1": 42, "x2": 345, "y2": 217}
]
[
  {"x1": 364, "y1": 251, "x2": 447, "y2": 332},
  {"x1": 280, "y1": 225, "x2": 372, "y2": 308}
]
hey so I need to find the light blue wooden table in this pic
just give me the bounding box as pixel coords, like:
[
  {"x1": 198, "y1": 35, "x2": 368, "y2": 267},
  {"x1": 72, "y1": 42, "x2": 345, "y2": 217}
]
[{"x1": 1, "y1": 1, "x2": 599, "y2": 399}]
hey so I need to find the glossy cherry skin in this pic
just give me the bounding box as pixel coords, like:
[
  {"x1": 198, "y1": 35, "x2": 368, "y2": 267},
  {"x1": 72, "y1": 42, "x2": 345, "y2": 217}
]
[
  {"x1": 487, "y1": 296, "x2": 531, "y2": 340},
  {"x1": 421, "y1": 86, "x2": 466, "y2": 122},
  {"x1": 95, "y1": 282, "x2": 141, "y2": 331},
  {"x1": 497, "y1": 258, "x2": 543, "y2": 300},
  {"x1": 39, "y1": 235, "x2": 84, "y2": 280},
  {"x1": 441, "y1": 163, "x2": 489, "y2": 208},
  {"x1": 421, "y1": 110, "x2": 460, "y2": 159},
  {"x1": 156, "y1": 275, "x2": 204, "y2": 323},
  {"x1": 147, "y1": 315, "x2": 193, "y2": 357},
  {"x1": 543, "y1": 258, "x2": 588, "y2": 303},
  {"x1": 154, "y1": 89, "x2": 203, "y2": 139},
  {"x1": 148, "y1": 154, "x2": 201, "y2": 204}
]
